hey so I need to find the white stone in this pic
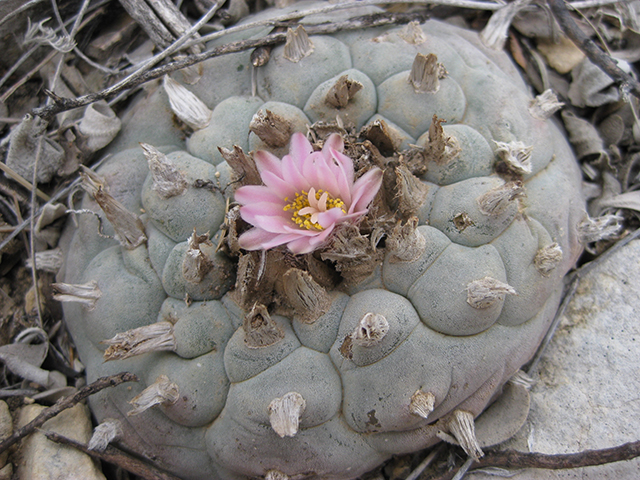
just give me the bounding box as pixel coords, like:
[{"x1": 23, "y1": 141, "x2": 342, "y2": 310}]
[
  {"x1": 470, "y1": 240, "x2": 640, "y2": 479},
  {"x1": 16, "y1": 403, "x2": 106, "y2": 480}
]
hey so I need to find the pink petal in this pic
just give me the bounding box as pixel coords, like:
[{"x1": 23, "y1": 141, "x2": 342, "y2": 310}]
[
  {"x1": 239, "y1": 228, "x2": 288, "y2": 250},
  {"x1": 301, "y1": 152, "x2": 340, "y2": 197},
  {"x1": 238, "y1": 228, "x2": 277, "y2": 249},
  {"x1": 286, "y1": 227, "x2": 335, "y2": 254},
  {"x1": 254, "y1": 150, "x2": 283, "y2": 178},
  {"x1": 241, "y1": 202, "x2": 287, "y2": 217},
  {"x1": 285, "y1": 236, "x2": 316, "y2": 255},
  {"x1": 307, "y1": 225, "x2": 337, "y2": 249},
  {"x1": 322, "y1": 134, "x2": 344, "y2": 156},
  {"x1": 326, "y1": 149, "x2": 355, "y2": 206},
  {"x1": 282, "y1": 154, "x2": 311, "y2": 192},
  {"x1": 329, "y1": 149, "x2": 354, "y2": 187},
  {"x1": 288, "y1": 132, "x2": 313, "y2": 167},
  {"x1": 337, "y1": 210, "x2": 368, "y2": 223},
  {"x1": 349, "y1": 168, "x2": 383, "y2": 214},
  {"x1": 240, "y1": 203, "x2": 289, "y2": 229},
  {"x1": 281, "y1": 224, "x2": 324, "y2": 236},
  {"x1": 251, "y1": 214, "x2": 296, "y2": 233},
  {"x1": 261, "y1": 170, "x2": 296, "y2": 198},
  {"x1": 317, "y1": 208, "x2": 345, "y2": 229},
  {"x1": 235, "y1": 185, "x2": 282, "y2": 206}
]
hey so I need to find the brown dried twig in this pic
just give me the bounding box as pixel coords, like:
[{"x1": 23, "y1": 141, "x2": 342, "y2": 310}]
[
  {"x1": 0, "y1": 372, "x2": 138, "y2": 454},
  {"x1": 471, "y1": 441, "x2": 640, "y2": 470},
  {"x1": 547, "y1": 0, "x2": 640, "y2": 99},
  {"x1": 44, "y1": 432, "x2": 181, "y2": 480},
  {"x1": 424, "y1": 441, "x2": 640, "y2": 479}
]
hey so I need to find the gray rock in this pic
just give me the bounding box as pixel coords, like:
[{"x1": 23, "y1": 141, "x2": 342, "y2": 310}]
[
  {"x1": 470, "y1": 239, "x2": 640, "y2": 479},
  {"x1": 16, "y1": 403, "x2": 106, "y2": 480}
]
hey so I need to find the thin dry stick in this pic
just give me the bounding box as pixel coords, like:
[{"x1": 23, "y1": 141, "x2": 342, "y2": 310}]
[
  {"x1": 406, "y1": 445, "x2": 444, "y2": 480},
  {"x1": 547, "y1": 0, "x2": 640, "y2": 99},
  {"x1": 425, "y1": 441, "x2": 640, "y2": 479},
  {"x1": 471, "y1": 441, "x2": 640, "y2": 470},
  {"x1": 0, "y1": 372, "x2": 138, "y2": 454},
  {"x1": 43, "y1": 432, "x2": 182, "y2": 480},
  {"x1": 29, "y1": 135, "x2": 45, "y2": 329},
  {"x1": 0, "y1": 162, "x2": 51, "y2": 201},
  {"x1": 0, "y1": 0, "x2": 47, "y2": 28},
  {"x1": 32, "y1": 11, "x2": 425, "y2": 121}
]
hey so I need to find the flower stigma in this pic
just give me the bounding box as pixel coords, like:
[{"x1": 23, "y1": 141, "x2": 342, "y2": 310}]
[{"x1": 284, "y1": 187, "x2": 346, "y2": 230}]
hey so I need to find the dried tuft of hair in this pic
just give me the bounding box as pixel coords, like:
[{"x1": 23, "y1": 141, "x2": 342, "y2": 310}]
[
  {"x1": 141, "y1": 143, "x2": 188, "y2": 198},
  {"x1": 51, "y1": 280, "x2": 102, "y2": 310},
  {"x1": 386, "y1": 217, "x2": 426, "y2": 263},
  {"x1": 321, "y1": 224, "x2": 384, "y2": 285},
  {"x1": 163, "y1": 76, "x2": 212, "y2": 130},
  {"x1": 102, "y1": 322, "x2": 176, "y2": 361},
  {"x1": 353, "y1": 312, "x2": 389, "y2": 347},
  {"x1": 408, "y1": 53, "x2": 447, "y2": 94},
  {"x1": 453, "y1": 212, "x2": 474, "y2": 232},
  {"x1": 577, "y1": 214, "x2": 623, "y2": 243},
  {"x1": 395, "y1": 164, "x2": 430, "y2": 218},
  {"x1": 243, "y1": 304, "x2": 284, "y2": 348},
  {"x1": 534, "y1": 242, "x2": 563, "y2": 276},
  {"x1": 282, "y1": 268, "x2": 332, "y2": 324},
  {"x1": 218, "y1": 145, "x2": 262, "y2": 187},
  {"x1": 466, "y1": 276, "x2": 517, "y2": 309},
  {"x1": 508, "y1": 369, "x2": 536, "y2": 390},
  {"x1": 128, "y1": 375, "x2": 179, "y2": 416},
  {"x1": 325, "y1": 75, "x2": 363, "y2": 109},
  {"x1": 399, "y1": 21, "x2": 427, "y2": 45},
  {"x1": 88, "y1": 420, "x2": 121, "y2": 452},
  {"x1": 80, "y1": 168, "x2": 147, "y2": 249},
  {"x1": 441, "y1": 410, "x2": 484, "y2": 460},
  {"x1": 494, "y1": 141, "x2": 533, "y2": 175},
  {"x1": 409, "y1": 390, "x2": 436, "y2": 419},
  {"x1": 265, "y1": 470, "x2": 289, "y2": 480},
  {"x1": 283, "y1": 25, "x2": 314, "y2": 63},
  {"x1": 182, "y1": 230, "x2": 213, "y2": 283},
  {"x1": 477, "y1": 181, "x2": 524, "y2": 216},
  {"x1": 26, "y1": 248, "x2": 63, "y2": 273},
  {"x1": 529, "y1": 89, "x2": 564, "y2": 120},
  {"x1": 268, "y1": 392, "x2": 306, "y2": 437},
  {"x1": 249, "y1": 109, "x2": 293, "y2": 148},
  {"x1": 424, "y1": 115, "x2": 461, "y2": 165}
]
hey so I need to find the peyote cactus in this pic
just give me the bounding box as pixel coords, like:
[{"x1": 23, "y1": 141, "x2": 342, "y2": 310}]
[{"x1": 57, "y1": 3, "x2": 586, "y2": 479}]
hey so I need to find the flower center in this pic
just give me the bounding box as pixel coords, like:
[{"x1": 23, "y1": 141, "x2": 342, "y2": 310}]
[{"x1": 283, "y1": 187, "x2": 346, "y2": 230}]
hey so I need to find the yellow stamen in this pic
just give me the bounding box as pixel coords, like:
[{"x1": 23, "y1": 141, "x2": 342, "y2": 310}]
[{"x1": 283, "y1": 188, "x2": 346, "y2": 230}]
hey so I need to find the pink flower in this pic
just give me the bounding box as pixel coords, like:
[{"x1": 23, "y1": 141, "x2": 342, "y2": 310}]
[{"x1": 235, "y1": 133, "x2": 383, "y2": 255}]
